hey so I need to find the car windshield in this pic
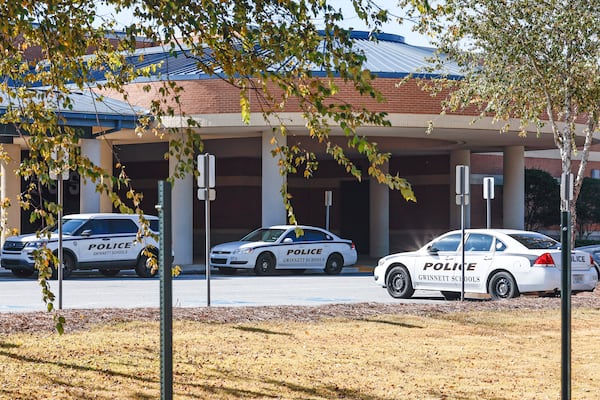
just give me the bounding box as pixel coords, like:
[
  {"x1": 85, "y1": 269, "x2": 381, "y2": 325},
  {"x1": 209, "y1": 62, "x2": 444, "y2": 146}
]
[
  {"x1": 50, "y1": 219, "x2": 87, "y2": 236},
  {"x1": 509, "y1": 233, "x2": 560, "y2": 249},
  {"x1": 241, "y1": 228, "x2": 286, "y2": 243}
]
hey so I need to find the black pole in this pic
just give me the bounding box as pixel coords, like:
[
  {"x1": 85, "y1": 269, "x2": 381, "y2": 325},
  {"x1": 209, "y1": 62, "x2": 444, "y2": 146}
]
[
  {"x1": 158, "y1": 181, "x2": 173, "y2": 400},
  {"x1": 560, "y1": 210, "x2": 571, "y2": 400}
]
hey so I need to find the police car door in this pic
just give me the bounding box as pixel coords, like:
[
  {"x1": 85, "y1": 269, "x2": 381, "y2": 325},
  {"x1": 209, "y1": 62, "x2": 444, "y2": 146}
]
[
  {"x1": 73, "y1": 219, "x2": 113, "y2": 265},
  {"x1": 461, "y1": 233, "x2": 496, "y2": 292},
  {"x1": 416, "y1": 232, "x2": 462, "y2": 291},
  {"x1": 277, "y1": 229, "x2": 327, "y2": 269}
]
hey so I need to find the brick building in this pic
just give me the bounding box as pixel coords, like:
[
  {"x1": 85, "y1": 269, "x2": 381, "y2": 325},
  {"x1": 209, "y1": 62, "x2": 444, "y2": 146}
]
[{"x1": 2, "y1": 31, "x2": 599, "y2": 264}]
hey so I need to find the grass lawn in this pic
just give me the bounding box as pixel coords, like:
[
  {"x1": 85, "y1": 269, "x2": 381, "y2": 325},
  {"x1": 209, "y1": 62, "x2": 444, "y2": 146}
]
[{"x1": 0, "y1": 307, "x2": 599, "y2": 399}]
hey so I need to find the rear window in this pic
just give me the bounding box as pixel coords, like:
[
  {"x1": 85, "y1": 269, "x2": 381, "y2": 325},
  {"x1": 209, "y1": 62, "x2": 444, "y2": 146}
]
[{"x1": 509, "y1": 233, "x2": 560, "y2": 249}]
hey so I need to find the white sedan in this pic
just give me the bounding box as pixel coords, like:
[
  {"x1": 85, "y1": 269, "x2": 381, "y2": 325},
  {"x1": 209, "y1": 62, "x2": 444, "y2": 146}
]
[
  {"x1": 374, "y1": 229, "x2": 599, "y2": 300},
  {"x1": 209, "y1": 225, "x2": 357, "y2": 275}
]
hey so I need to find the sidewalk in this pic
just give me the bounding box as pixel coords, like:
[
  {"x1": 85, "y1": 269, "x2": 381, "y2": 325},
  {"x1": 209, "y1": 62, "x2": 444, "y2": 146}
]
[{"x1": 178, "y1": 256, "x2": 379, "y2": 275}]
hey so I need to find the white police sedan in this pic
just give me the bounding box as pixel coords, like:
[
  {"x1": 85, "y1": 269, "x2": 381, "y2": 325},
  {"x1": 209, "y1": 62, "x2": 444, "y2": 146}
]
[
  {"x1": 209, "y1": 225, "x2": 357, "y2": 275},
  {"x1": 374, "y1": 229, "x2": 599, "y2": 300}
]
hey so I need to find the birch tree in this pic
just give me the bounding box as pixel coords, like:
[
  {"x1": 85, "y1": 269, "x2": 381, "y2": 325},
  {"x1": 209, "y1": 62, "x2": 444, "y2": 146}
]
[{"x1": 399, "y1": 0, "x2": 600, "y2": 242}]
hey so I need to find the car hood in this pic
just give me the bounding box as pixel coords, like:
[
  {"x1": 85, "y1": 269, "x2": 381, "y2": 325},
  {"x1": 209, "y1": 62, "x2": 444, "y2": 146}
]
[
  {"x1": 4, "y1": 232, "x2": 67, "y2": 243},
  {"x1": 211, "y1": 241, "x2": 266, "y2": 252},
  {"x1": 378, "y1": 250, "x2": 420, "y2": 264}
]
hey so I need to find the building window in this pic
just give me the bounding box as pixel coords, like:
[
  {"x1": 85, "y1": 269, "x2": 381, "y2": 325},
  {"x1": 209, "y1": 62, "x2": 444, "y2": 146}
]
[{"x1": 592, "y1": 169, "x2": 600, "y2": 179}]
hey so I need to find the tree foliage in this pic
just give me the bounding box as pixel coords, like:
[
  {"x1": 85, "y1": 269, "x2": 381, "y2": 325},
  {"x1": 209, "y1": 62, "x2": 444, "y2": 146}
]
[
  {"x1": 524, "y1": 169, "x2": 559, "y2": 231},
  {"x1": 576, "y1": 177, "x2": 600, "y2": 239},
  {"x1": 398, "y1": 0, "x2": 600, "y2": 242},
  {"x1": 0, "y1": 1, "x2": 418, "y2": 326}
]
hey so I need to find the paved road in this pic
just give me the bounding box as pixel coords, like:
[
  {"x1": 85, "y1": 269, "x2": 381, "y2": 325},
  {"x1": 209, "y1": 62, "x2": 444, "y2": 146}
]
[{"x1": 0, "y1": 267, "x2": 444, "y2": 313}]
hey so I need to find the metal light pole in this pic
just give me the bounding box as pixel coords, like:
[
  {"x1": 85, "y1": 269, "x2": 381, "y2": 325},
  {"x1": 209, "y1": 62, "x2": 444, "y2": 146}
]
[{"x1": 560, "y1": 173, "x2": 573, "y2": 400}]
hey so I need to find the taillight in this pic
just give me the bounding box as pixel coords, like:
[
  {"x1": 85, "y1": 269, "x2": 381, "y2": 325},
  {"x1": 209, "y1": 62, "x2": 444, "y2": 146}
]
[
  {"x1": 533, "y1": 253, "x2": 556, "y2": 267},
  {"x1": 350, "y1": 242, "x2": 356, "y2": 250}
]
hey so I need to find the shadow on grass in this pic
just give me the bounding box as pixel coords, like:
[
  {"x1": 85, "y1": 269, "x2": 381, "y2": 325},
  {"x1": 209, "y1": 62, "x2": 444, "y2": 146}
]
[
  {"x1": 179, "y1": 366, "x2": 396, "y2": 400},
  {"x1": 234, "y1": 326, "x2": 293, "y2": 336},
  {"x1": 361, "y1": 318, "x2": 423, "y2": 329},
  {"x1": 0, "y1": 349, "x2": 157, "y2": 384},
  {"x1": 0, "y1": 342, "x2": 20, "y2": 349}
]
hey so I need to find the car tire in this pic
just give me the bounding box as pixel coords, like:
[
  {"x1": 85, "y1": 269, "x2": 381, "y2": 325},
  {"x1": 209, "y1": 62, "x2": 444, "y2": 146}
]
[
  {"x1": 488, "y1": 271, "x2": 519, "y2": 300},
  {"x1": 51, "y1": 253, "x2": 74, "y2": 280},
  {"x1": 135, "y1": 250, "x2": 158, "y2": 278},
  {"x1": 11, "y1": 268, "x2": 35, "y2": 278},
  {"x1": 100, "y1": 269, "x2": 120, "y2": 277},
  {"x1": 386, "y1": 266, "x2": 415, "y2": 299},
  {"x1": 324, "y1": 254, "x2": 343, "y2": 275},
  {"x1": 254, "y1": 253, "x2": 275, "y2": 275},
  {"x1": 441, "y1": 291, "x2": 461, "y2": 301}
]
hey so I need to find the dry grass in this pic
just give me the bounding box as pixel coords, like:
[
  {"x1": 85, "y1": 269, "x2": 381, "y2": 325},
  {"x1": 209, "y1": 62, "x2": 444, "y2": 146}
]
[{"x1": 0, "y1": 306, "x2": 599, "y2": 399}]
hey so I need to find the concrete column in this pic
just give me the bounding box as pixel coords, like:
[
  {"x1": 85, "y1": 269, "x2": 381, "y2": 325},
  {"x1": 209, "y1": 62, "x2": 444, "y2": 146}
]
[
  {"x1": 503, "y1": 146, "x2": 525, "y2": 229},
  {"x1": 369, "y1": 165, "x2": 389, "y2": 258},
  {"x1": 262, "y1": 131, "x2": 286, "y2": 226},
  {"x1": 1, "y1": 144, "x2": 21, "y2": 242},
  {"x1": 169, "y1": 150, "x2": 194, "y2": 265},
  {"x1": 80, "y1": 138, "x2": 113, "y2": 213},
  {"x1": 450, "y1": 149, "x2": 471, "y2": 229}
]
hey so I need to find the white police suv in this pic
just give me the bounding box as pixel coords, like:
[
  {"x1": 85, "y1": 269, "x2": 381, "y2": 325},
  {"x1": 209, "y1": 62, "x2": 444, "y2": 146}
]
[
  {"x1": 209, "y1": 225, "x2": 357, "y2": 275},
  {"x1": 374, "y1": 229, "x2": 599, "y2": 300},
  {"x1": 1, "y1": 213, "x2": 159, "y2": 278}
]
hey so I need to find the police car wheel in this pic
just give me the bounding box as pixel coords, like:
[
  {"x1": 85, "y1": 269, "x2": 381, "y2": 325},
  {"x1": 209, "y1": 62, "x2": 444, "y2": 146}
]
[
  {"x1": 488, "y1": 271, "x2": 519, "y2": 300},
  {"x1": 324, "y1": 254, "x2": 343, "y2": 275},
  {"x1": 254, "y1": 253, "x2": 275, "y2": 275},
  {"x1": 11, "y1": 268, "x2": 35, "y2": 278},
  {"x1": 100, "y1": 269, "x2": 120, "y2": 277},
  {"x1": 386, "y1": 266, "x2": 415, "y2": 299},
  {"x1": 136, "y1": 252, "x2": 158, "y2": 278},
  {"x1": 51, "y1": 254, "x2": 74, "y2": 280}
]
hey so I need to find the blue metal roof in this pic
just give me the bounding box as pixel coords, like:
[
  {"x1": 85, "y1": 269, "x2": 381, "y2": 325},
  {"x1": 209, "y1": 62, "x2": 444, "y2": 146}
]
[
  {"x1": 0, "y1": 89, "x2": 146, "y2": 135},
  {"x1": 124, "y1": 30, "x2": 462, "y2": 82},
  {"x1": 0, "y1": 30, "x2": 459, "y2": 136}
]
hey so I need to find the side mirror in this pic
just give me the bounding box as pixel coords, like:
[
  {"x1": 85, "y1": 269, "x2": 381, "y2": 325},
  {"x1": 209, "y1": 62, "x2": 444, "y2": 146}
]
[
  {"x1": 283, "y1": 238, "x2": 293, "y2": 244},
  {"x1": 427, "y1": 245, "x2": 438, "y2": 254},
  {"x1": 80, "y1": 229, "x2": 92, "y2": 237}
]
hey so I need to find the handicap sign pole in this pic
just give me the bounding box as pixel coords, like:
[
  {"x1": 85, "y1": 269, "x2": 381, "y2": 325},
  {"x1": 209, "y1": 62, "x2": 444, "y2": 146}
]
[
  {"x1": 483, "y1": 177, "x2": 494, "y2": 229},
  {"x1": 197, "y1": 154, "x2": 216, "y2": 307},
  {"x1": 455, "y1": 165, "x2": 469, "y2": 302},
  {"x1": 50, "y1": 146, "x2": 69, "y2": 310}
]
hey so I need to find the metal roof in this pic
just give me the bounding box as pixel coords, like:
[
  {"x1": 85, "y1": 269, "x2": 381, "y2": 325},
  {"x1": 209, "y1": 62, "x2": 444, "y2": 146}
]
[
  {"x1": 0, "y1": 88, "x2": 146, "y2": 136},
  {"x1": 0, "y1": 30, "x2": 458, "y2": 137},
  {"x1": 124, "y1": 30, "x2": 462, "y2": 82}
]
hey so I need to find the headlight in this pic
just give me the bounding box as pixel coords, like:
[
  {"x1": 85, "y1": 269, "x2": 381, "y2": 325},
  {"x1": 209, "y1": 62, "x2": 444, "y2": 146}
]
[
  {"x1": 24, "y1": 241, "x2": 46, "y2": 249},
  {"x1": 233, "y1": 248, "x2": 253, "y2": 255}
]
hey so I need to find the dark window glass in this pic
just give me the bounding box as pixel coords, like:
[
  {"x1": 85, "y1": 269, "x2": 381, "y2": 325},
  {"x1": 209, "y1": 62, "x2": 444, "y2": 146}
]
[
  {"x1": 508, "y1": 233, "x2": 560, "y2": 249},
  {"x1": 109, "y1": 219, "x2": 139, "y2": 234},
  {"x1": 77, "y1": 219, "x2": 110, "y2": 235},
  {"x1": 241, "y1": 228, "x2": 285, "y2": 242},
  {"x1": 303, "y1": 230, "x2": 329, "y2": 241},
  {"x1": 465, "y1": 234, "x2": 494, "y2": 252},
  {"x1": 431, "y1": 233, "x2": 462, "y2": 252}
]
